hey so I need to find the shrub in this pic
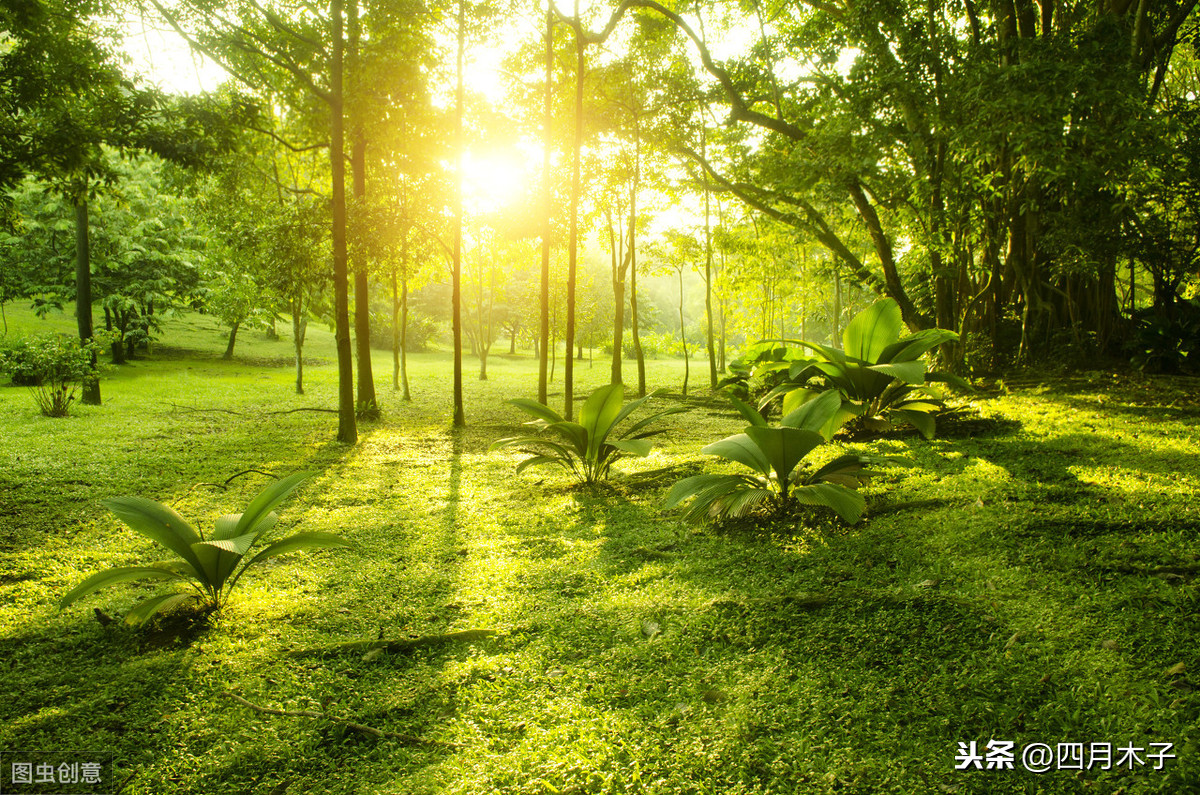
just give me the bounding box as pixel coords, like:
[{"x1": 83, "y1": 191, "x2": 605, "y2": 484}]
[
  {"x1": 0, "y1": 334, "x2": 104, "y2": 417},
  {"x1": 665, "y1": 390, "x2": 893, "y2": 525},
  {"x1": 59, "y1": 472, "x2": 355, "y2": 626},
  {"x1": 1128, "y1": 299, "x2": 1200, "y2": 373},
  {"x1": 491, "y1": 383, "x2": 687, "y2": 484}
]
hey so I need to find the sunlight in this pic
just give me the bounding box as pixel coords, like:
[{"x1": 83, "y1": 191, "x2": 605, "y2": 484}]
[{"x1": 461, "y1": 150, "x2": 530, "y2": 215}]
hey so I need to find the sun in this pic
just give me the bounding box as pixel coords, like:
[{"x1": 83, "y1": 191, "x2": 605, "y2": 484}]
[{"x1": 460, "y1": 150, "x2": 532, "y2": 216}]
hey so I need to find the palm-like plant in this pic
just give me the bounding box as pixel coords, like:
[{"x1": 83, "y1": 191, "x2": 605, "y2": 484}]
[
  {"x1": 59, "y1": 472, "x2": 354, "y2": 625},
  {"x1": 763, "y1": 299, "x2": 962, "y2": 439},
  {"x1": 665, "y1": 390, "x2": 890, "y2": 524},
  {"x1": 491, "y1": 383, "x2": 687, "y2": 484}
]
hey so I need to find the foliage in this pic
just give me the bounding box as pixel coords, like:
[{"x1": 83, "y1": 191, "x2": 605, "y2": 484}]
[
  {"x1": 665, "y1": 389, "x2": 890, "y2": 525},
  {"x1": 765, "y1": 299, "x2": 962, "y2": 439},
  {"x1": 58, "y1": 472, "x2": 355, "y2": 625},
  {"x1": 491, "y1": 383, "x2": 687, "y2": 484},
  {"x1": 1128, "y1": 299, "x2": 1200, "y2": 374},
  {"x1": 0, "y1": 333, "x2": 104, "y2": 416},
  {"x1": 715, "y1": 341, "x2": 809, "y2": 415}
]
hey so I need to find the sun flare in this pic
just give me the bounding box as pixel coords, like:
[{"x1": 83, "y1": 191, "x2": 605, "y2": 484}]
[{"x1": 461, "y1": 150, "x2": 531, "y2": 216}]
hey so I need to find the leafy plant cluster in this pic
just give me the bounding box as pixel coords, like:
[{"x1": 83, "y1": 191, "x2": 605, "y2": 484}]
[
  {"x1": 0, "y1": 333, "x2": 106, "y2": 416},
  {"x1": 1127, "y1": 298, "x2": 1200, "y2": 373},
  {"x1": 730, "y1": 300, "x2": 962, "y2": 440},
  {"x1": 671, "y1": 300, "x2": 965, "y2": 526}
]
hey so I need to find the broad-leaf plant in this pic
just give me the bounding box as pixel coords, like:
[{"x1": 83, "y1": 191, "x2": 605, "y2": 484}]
[
  {"x1": 492, "y1": 383, "x2": 687, "y2": 484},
  {"x1": 762, "y1": 299, "x2": 964, "y2": 438},
  {"x1": 665, "y1": 390, "x2": 893, "y2": 525},
  {"x1": 59, "y1": 472, "x2": 354, "y2": 625}
]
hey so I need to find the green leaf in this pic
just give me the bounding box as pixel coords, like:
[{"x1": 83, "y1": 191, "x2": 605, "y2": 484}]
[
  {"x1": 579, "y1": 383, "x2": 625, "y2": 461},
  {"x1": 844, "y1": 298, "x2": 902, "y2": 363},
  {"x1": 780, "y1": 389, "x2": 844, "y2": 436},
  {"x1": 745, "y1": 426, "x2": 825, "y2": 485},
  {"x1": 59, "y1": 566, "x2": 189, "y2": 610},
  {"x1": 234, "y1": 472, "x2": 312, "y2": 537},
  {"x1": 240, "y1": 531, "x2": 356, "y2": 570},
  {"x1": 123, "y1": 592, "x2": 199, "y2": 626},
  {"x1": 728, "y1": 394, "x2": 768, "y2": 426},
  {"x1": 101, "y1": 497, "x2": 204, "y2": 577},
  {"x1": 792, "y1": 483, "x2": 866, "y2": 524},
  {"x1": 212, "y1": 514, "x2": 242, "y2": 541},
  {"x1": 868, "y1": 360, "x2": 927, "y2": 384},
  {"x1": 702, "y1": 433, "x2": 772, "y2": 478},
  {"x1": 609, "y1": 438, "x2": 652, "y2": 457},
  {"x1": 620, "y1": 406, "x2": 687, "y2": 440},
  {"x1": 515, "y1": 454, "x2": 568, "y2": 474},
  {"x1": 892, "y1": 409, "x2": 936, "y2": 439},
  {"x1": 879, "y1": 328, "x2": 957, "y2": 362},
  {"x1": 507, "y1": 398, "x2": 564, "y2": 424}
]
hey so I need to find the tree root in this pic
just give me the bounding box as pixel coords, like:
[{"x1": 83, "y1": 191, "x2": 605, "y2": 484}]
[{"x1": 224, "y1": 692, "x2": 455, "y2": 746}]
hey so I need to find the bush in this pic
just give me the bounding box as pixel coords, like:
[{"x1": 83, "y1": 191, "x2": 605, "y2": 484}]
[
  {"x1": 1127, "y1": 299, "x2": 1200, "y2": 373},
  {"x1": 0, "y1": 334, "x2": 104, "y2": 417}
]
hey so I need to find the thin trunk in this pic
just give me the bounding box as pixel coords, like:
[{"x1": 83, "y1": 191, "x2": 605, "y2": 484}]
[
  {"x1": 679, "y1": 267, "x2": 689, "y2": 397},
  {"x1": 538, "y1": 5, "x2": 552, "y2": 405},
  {"x1": 609, "y1": 210, "x2": 626, "y2": 384},
  {"x1": 105, "y1": 306, "x2": 125, "y2": 365},
  {"x1": 348, "y1": 0, "x2": 376, "y2": 415},
  {"x1": 451, "y1": 0, "x2": 466, "y2": 427},
  {"x1": 391, "y1": 259, "x2": 400, "y2": 391},
  {"x1": 293, "y1": 297, "x2": 305, "y2": 394},
  {"x1": 832, "y1": 270, "x2": 842, "y2": 346},
  {"x1": 75, "y1": 196, "x2": 100, "y2": 405},
  {"x1": 565, "y1": 1, "x2": 583, "y2": 419},
  {"x1": 331, "y1": 0, "x2": 357, "y2": 444},
  {"x1": 400, "y1": 269, "x2": 410, "y2": 401},
  {"x1": 224, "y1": 321, "x2": 240, "y2": 359},
  {"x1": 630, "y1": 125, "x2": 645, "y2": 397},
  {"x1": 701, "y1": 123, "x2": 717, "y2": 388}
]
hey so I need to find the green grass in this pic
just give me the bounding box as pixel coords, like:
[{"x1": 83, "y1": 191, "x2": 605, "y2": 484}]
[{"x1": 1, "y1": 307, "x2": 1198, "y2": 793}]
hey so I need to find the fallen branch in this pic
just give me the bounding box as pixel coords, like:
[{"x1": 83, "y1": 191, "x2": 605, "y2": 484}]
[
  {"x1": 186, "y1": 468, "x2": 279, "y2": 495},
  {"x1": 265, "y1": 407, "x2": 340, "y2": 415},
  {"x1": 224, "y1": 692, "x2": 453, "y2": 746},
  {"x1": 171, "y1": 403, "x2": 244, "y2": 415}
]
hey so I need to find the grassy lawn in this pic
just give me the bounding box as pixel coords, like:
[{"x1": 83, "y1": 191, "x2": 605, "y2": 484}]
[{"x1": 1, "y1": 308, "x2": 1197, "y2": 793}]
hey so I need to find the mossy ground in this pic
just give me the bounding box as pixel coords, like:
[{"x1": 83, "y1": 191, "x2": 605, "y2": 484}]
[{"x1": 1, "y1": 307, "x2": 1197, "y2": 793}]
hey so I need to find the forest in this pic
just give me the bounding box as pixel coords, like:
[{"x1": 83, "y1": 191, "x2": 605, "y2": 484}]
[{"x1": 1, "y1": 0, "x2": 1198, "y2": 792}]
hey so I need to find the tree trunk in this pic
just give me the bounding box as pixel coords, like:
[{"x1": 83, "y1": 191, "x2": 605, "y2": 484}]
[
  {"x1": 348, "y1": 0, "x2": 376, "y2": 417},
  {"x1": 292, "y1": 299, "x2": 306, "y2": 394},
  {"x1": 630, "y1": 252, "x2": 645, "y2": 397},
  {"x1": 701, "y1": 124, "x2": 717, "y2": 388},
  {"x1": 679, "y1": 267, "x2": 689, "y2": 397},
  {"x1": 451, "y1": 0, "x2": 465, "y2": 427},
  {"x1": 609, "y1": 212, "x2": 626, "y2": 385},
  {"x1": 74, "y1": 197, "x2": 100, "y2": 405},
  {"x1": 538, "y1": 5, "x2": 552, "y2": 405},
  {"x1": 400, "y1": 269, "x2": 410, "y2": 401},
  {"x1": 224, "y1": 321, "x2": 240, "y2": 359},
  {"x1": 331, "y1": 0, "x2": 357, "y2": 444},
  {"x1": 564, "y1": 3, "x2": 584, "y2": 419},
  {"x1": 105, "y1": 306, "x2": 125, "y2": 365},
  {"x1": 629, "y1": 126, "x2": 645, "y2": 397}
]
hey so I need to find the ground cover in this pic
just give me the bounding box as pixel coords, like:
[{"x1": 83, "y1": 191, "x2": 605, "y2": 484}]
[{"x1": 1, "y1": 309, "x2": 1197, "y2": 793}]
